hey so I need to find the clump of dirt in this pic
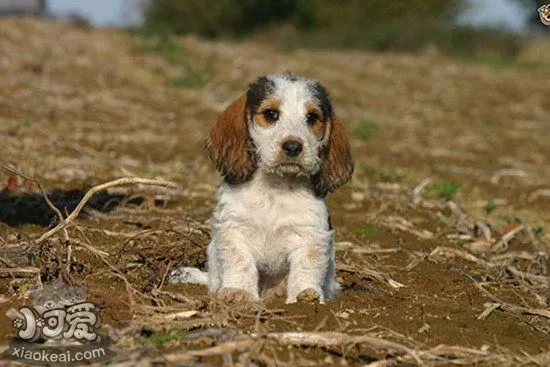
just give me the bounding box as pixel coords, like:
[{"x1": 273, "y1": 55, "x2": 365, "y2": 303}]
[{"x1": 1, "y1": 18, "x2": 549, "y2": 366}]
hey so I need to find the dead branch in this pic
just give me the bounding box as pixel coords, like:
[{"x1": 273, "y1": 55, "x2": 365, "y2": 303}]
[
  {"x1": 163, "y1": 339, "x2": 257, "y2": 362},
  {"x1": 468, "y1": 277, "x2": 550, "y2": 320},
  {"x1": 1, "y1": 163, "x2": 68, "y2": 241},
  {"x1": 255, "y1": 331, "x2": 422, "y2": 364},
  {"x1": 337, "y1": 264, "x2": 405, "y2": 288},
  {"x1": 35, "y1": 177, "x2": 177, "y2": 244},
  {"x1": 0, "y1": 266, "x2": 40, "y2": 278},
  {"x1": 429, "y1": 247, "x2": 548, "y2": 287}
]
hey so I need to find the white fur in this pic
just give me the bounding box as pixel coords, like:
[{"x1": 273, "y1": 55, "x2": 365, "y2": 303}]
[{"x1": 170, "y1": 74, "x2": 341, "y2": 303}]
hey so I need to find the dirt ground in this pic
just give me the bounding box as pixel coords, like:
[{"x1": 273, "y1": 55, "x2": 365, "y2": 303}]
[{"x1": 1, "y1": 19, "x2": 550, "y2": 366}]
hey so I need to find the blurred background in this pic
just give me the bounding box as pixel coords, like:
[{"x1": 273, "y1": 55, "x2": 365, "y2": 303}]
[{"x1": 2, "y1": 0, "x2": 547, "y2": 62}]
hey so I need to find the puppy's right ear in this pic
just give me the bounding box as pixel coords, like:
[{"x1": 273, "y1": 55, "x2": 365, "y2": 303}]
[{"x1": 206, "y1": 95, "x2": 257, "y2": 184}]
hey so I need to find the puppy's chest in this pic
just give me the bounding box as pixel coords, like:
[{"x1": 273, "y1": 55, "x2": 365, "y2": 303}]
[
  {"x1": 236, "y1": 189, "x2": 314, "y2": 229},
  {"x1": 219, "y1": 182, "x2": 327, "y2": 233}
]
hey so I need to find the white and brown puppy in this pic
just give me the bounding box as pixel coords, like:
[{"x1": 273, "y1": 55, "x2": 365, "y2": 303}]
[{"x1": 170, "y1": 72, "x2": 353, "y2": 304}]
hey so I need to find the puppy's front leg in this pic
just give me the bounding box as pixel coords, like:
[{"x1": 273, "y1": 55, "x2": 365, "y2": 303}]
[
  {"x1": 215, "y1": 230, "x2": 259, "y2": 302},
  {"x1": 286, "y1": 232, "x2": 331, "y2": 304}
]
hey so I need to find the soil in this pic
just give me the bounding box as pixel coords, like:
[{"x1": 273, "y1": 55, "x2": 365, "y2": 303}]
[{"x1": 0, "y1": 18, "x2": 549, "y2": 366}]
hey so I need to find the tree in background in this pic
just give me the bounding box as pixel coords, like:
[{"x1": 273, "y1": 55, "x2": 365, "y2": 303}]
[
  {"x1": 144, "y1": 0, "x2": 464, "y2": 38},
  {"x1": 144, "y1": 0, "x2": 298, "y2": 37},
  {"x1": 143, "y1": 0, "x2": 530, "y2": 58}
]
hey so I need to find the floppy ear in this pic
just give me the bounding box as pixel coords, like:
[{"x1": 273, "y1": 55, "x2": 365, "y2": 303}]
[
  {"x1": 314, "y1": 116, "x2": 354, "y2": 197},
  {"x1": 206, "y1": 95, "x2": 257, "y2": 185}
]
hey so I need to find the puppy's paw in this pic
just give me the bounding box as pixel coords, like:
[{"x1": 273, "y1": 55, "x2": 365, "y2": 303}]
[
  {"x1": 297, "y1": 288, "x2": 321, "y2": 303},
  {"x1": 286, "y1": 288, "x2": 323, "y2": 304},
  {"x1": 215, "y1": 287, "x2": 257, "y2": 305},
  {"x1": 169, "y1": 267, "x2": 208, "y2": 285}
]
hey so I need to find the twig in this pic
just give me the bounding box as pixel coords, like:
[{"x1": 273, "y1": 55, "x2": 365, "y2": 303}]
[
  {"x1": 467, "y1": 275, "x2": 550, "y2": 320},
  {"x1": 1, "y1": 163, "x2": 68, "y2": 241},
  {"x1": 412, "y1": 178, "x2": 431, "y2": 205},
  {"x1": 381, "y1": 217, "x2": 434, "y2": 240},
  {"x1": 163, "y1": 339, "x2": 257, "y2": 362},
  {"x1": 0, "y1": 267, "x2": 40, "y2": 278},
  {"x1": 255, "y1": 331, "x2": 423, "y2": 364},
  {"x1": 477, "y1": 302, "x2": 500, "y2": 320},
  {"x1": 337, "y1": 264, "x2": 405, "y2": 288},
  {"x1": 429, "y1": 247, "x2": 548, "y2": 286},
  {"x1": 474, "y1": 221, "x2": 492, "y2": 243},
  {"x1": 35, "y1": 177, "x2": 177, "y2": 244},
  {"x1": 336, "y1": 242, "x2": 400, "y2": 254}
]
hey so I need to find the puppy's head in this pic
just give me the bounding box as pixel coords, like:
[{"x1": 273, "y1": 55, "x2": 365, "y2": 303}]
[{"x1": 207, "y1": 72, "x2": 353, "y2": 196}]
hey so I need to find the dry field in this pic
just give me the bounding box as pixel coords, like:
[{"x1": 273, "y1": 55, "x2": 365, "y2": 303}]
[{"x1": 1, "y1": 19, "x2": 550, "y2": 366}]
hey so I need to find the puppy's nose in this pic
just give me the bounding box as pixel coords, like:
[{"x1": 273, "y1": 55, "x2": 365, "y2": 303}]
[{"x1": 282, "y1": 139, "x2": 303, "y2": 157}]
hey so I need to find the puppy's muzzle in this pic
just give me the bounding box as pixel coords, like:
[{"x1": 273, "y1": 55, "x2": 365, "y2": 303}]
[{"x1": 281, "y1": 139, "x2": 303, "y2": 158}]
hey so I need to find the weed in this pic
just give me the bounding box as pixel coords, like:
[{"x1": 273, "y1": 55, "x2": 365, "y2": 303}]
[
  {"x1": 436, "y1": 216, "x2": 449, "y2": 226},
  {"x1": 145, "y1": 330, "x2": 186, "y2": 345},
  {"x1": 484, "y1": 200, "x2": 498, "y2": 214},
  {"x1": 499, "y1": 214, "x2": 521, "y2": 224},
  {"x1": 141, "y1": 36, "x2": 186, "y2": 64},
  {"x1": 20, "y1": 118, "x2": 32, "y2": 128},
  {"x1": 364, "y1": 165, "x2": 404, "y2": 183},
  {"x1": 354, "y1": 226, "x2": 381, "y2": 237},
  {"x1": 170, "y1": 71, "x2": 206, "y2": 89},
  {"x1": 426, "y1": 182, "x2": 462, "y2": 199},
  {"x1": 357, "y1": 121, "x2": 380, "y2": 141}
]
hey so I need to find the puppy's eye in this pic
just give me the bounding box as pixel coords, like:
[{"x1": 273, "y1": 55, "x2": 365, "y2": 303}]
[
  {"x1": 263, "y1": 109, "x2": 279, "y2": 122},
  {"x1": 306, "y1": 112, "x2": 319, "y2": 124}
]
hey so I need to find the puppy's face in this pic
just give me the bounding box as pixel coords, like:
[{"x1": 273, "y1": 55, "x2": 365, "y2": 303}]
[
  {"x1": 247, "y1": 74, "x2": 331, "y2": 177},
  {"x1": 207, "y1": 72, "x2": 353, "y2": 196}
]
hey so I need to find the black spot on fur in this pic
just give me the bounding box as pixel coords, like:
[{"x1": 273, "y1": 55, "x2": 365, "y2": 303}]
[
  {"x1": 247, "y1": 76, "x2": 275, "y2": 114},
  {"x1": 282, "y1": 71, "x2": 299, "y2": 81},
  {"x1": 309, "y1": 82, "x2": 333, "y2": 119}
]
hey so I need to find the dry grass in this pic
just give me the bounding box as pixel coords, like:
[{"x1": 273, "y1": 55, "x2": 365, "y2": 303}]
[{"x1": 1, "y1": 18, "x2": 550, "y2": 366}]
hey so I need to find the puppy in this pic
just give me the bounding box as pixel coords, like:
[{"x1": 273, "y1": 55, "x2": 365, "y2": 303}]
[{"x1": 170, "y1": 72, "x2": 353, "y2": 304}]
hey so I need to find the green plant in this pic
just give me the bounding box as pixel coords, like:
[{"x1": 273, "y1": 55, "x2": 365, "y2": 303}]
[
  {"x1": 364, "y1": 165, "x2": 404, "y2": 183},
  {"x1": 20, "y1": 118, "x2": 32, "y2": 128},
  {"x1": 484, "y1": 200, "x2": 498, "y2": 214},
  {"x1": 354, "y1": 226, "x2": 381, "y2": 237},
  {"x1": 141, "y1": 36, "x2": 186, "y2": 63},
  {"x1": 170, "y1": 71, "x2": 206, "y2": 89},
  {"x1": 426, "y1": 182, "x2": 462, "y2": 199},
  {"x1": 357, "y1": 121, "x2": 380, "y2": 141},
  {"x1": 144, "y1": 330, "x2": 186, "y2": 345},
  {"x1": 499, "y1": 214, "x2": 521, "y2": 224}
]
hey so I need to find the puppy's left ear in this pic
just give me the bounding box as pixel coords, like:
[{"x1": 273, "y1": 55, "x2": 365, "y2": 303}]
[
  {"x1": 206, "y1": 95, "x2": 257, "y2": 185},
  {"x1": 314, "y1": 115, "x2": 354, "y2": 197}
]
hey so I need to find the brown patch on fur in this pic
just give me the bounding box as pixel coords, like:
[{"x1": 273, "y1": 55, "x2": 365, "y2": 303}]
[
  {"x1": 206, "y1": 95, "x2": 257, "y2": 185},
  {"x1": 307, "y1": 246, "x2": 322, "y2": 263},
  {"x1": 313, "y1": 115, "x2": 354, "y2": 197},
  {"x1": 255, "y1": 97, "x2": 281, "y2": 127},
  {"x1": 306, "y1": 102, "x2": 326, "y2": 140}
]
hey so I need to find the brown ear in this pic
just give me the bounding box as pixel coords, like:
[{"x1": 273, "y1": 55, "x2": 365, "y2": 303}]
[
  {"x1": 206, "y1": 95, "x2": 257, "y2": 184},
  {"x1": 314, "y1": 116, "x2": 354, "y2": 197}
]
